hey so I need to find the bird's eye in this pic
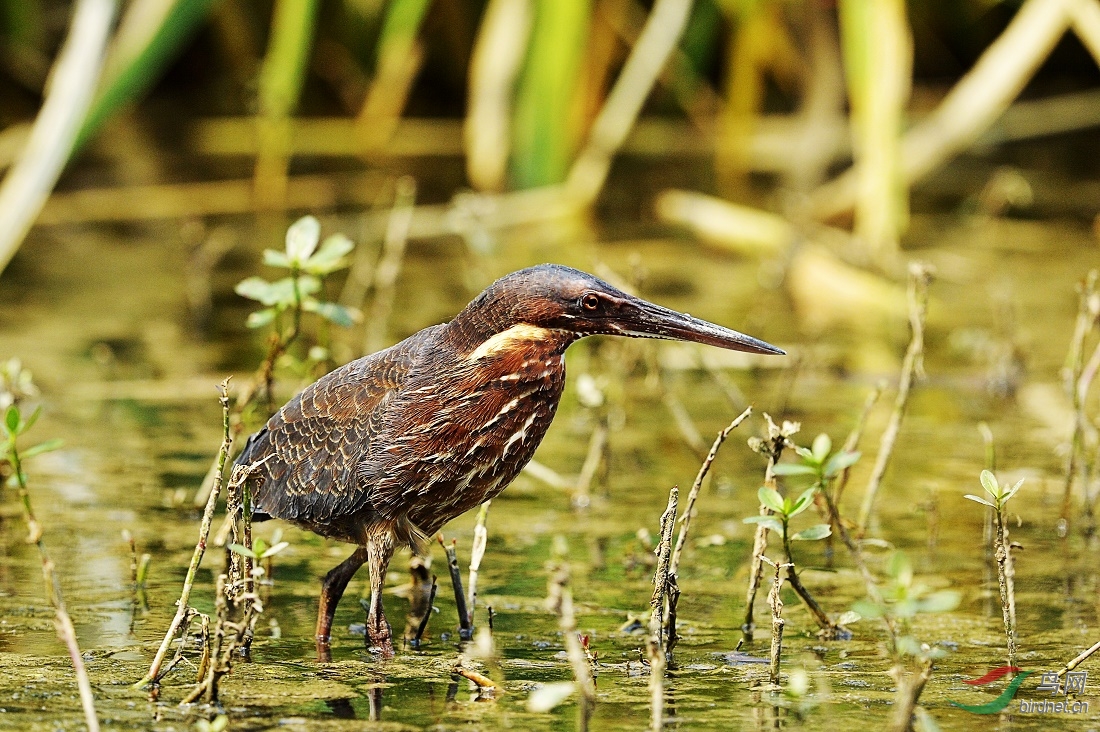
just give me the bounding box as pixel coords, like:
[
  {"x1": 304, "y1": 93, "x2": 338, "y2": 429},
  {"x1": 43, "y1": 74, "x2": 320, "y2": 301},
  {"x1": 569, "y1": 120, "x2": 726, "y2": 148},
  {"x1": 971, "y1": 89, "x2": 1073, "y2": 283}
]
[{"x1": 581, "y1": 294, "x2": 601, "y2": 311}]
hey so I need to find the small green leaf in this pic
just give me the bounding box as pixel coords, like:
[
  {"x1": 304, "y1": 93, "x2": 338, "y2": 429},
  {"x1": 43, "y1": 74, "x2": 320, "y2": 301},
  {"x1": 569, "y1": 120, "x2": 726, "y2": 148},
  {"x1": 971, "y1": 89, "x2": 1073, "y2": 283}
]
[
  {"x1": 246, "y1": 308, "x2": 277, "y2": 329},
  {"x1": 811, "y1": 433, "x2": 832, "y2": 463},
  {"x1": 918, "y1": 590, "x2": 960, "y2": 614},
  {"x1": 887, "y1": 551, "x2": 912, "y2": 585},
  {"x1": 896, "y1": 635, "x2": 923, "y2": 657},
  {"x1": 259, "y1": 541, "x2": 289, "y2": 559},
  {"x1": 239, "y1": 275, "x2": 321, "y2": 307},
  {"x1": 235, "y1": 276, "x2": 278, "y2": 304},
  {"x1": 823, "y1": 450, "x2": 861, "y2": 478},
  {"x1": 788, "y1": 486, "x2": 818, "y2": 518},
  {"x1": 963, "y1": 494, "x2": 996, "y2": 508},
  {"x1": 302, "y1": 299, "x2": 361, "y2": 327},
  {"x1": 743, "y1": 515, "x2": 784, "y2": 534},
  {"x1": 263, "y1": 249, "x2": 291, "y2": 268},
  {"x1": 758, "y1": 487, "x2": 786, "y2": 514},
  {"x1": 771, "y1": 463, "x2": 817, "y2": 476},
  {"x1": 791, "y1": 524, "x2": 831, "y2": 541},
  {"x1": 5, "y1": 405, "x2": 19, "y2": 434},
  {"x1": 302, "y1": 233, "x2": 354, "y2": 274},
  {"x1": 980, "y1": 469, "x2": 999, "y2": 499},
  {"x1": 851, "y1": 599, "x2": 884, "y2": 619},
  {"x1": 21, "y1": 405, "x2": 42, "y2": 434},
  {"x1": 1001, "y1": 478, "x2": 1025, "y2": 505},
  {"x1": 793, "y1": 445, "x2": 815, "y2": 461},
  {"x1": 227, "y1": 543, "x2": 258, "y2": 559},
  {"x1": 836, "y1": 610, "x2": 862, "y2": 625},
  {"x1": 21, "y1": 438, "x2": 63, "y2": 459},
  {"x1": 285, "y1": 215, "x2": 321, "y2": 263}
]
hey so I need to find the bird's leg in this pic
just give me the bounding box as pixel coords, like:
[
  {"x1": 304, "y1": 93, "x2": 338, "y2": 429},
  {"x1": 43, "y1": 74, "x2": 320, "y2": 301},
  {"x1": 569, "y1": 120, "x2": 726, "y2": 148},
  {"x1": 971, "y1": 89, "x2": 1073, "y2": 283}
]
[
  {"x1": 316, "y1": 545, "x2": 370, "y2": 662},
  {"x1": 365, "y1": 530, "x2": 396, "y2": 657}
]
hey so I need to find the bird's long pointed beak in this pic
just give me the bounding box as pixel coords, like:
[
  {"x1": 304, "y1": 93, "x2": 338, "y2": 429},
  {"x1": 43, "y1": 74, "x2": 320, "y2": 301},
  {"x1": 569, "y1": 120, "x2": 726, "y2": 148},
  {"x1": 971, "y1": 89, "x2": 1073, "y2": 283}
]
[{"x1": 614, "y1": 298, "x2": 785, "y2": 355}]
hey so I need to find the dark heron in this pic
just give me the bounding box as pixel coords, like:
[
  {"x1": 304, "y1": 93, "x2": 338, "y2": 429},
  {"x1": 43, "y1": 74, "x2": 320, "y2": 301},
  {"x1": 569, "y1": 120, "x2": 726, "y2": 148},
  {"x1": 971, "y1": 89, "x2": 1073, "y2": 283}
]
[{"x1": 237, "y1": 264, "x2": 783, "y2": 657}]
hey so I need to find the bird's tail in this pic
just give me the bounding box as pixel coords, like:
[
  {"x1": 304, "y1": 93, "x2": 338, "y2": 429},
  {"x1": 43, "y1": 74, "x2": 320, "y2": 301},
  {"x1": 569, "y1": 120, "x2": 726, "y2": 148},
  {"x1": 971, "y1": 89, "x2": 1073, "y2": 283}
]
[{"x1": 395, "y1": 515, "x2": 431, "y2": 556}]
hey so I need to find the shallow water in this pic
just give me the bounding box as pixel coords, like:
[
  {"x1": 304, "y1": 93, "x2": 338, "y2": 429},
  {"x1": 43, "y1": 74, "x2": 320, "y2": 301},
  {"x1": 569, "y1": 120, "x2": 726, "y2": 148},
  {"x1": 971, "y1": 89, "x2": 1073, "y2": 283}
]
[{"x1": 1, "y1": 201, "x2": 1099, "y2": 730}]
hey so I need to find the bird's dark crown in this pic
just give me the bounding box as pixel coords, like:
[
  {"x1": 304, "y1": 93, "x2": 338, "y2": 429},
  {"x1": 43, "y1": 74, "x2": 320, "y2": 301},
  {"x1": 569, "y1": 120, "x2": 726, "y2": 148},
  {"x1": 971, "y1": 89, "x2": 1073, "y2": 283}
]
[{"x1": 451, "y1": 264, "x2": 630, "y2": 339}]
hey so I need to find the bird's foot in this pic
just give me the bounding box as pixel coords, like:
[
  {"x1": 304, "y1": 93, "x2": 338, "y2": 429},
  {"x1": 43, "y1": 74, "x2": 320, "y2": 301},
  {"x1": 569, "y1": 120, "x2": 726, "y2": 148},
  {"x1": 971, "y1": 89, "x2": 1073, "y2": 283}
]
[{"x1": 366, "y1": 617, "x2": 395, "y2": 659}]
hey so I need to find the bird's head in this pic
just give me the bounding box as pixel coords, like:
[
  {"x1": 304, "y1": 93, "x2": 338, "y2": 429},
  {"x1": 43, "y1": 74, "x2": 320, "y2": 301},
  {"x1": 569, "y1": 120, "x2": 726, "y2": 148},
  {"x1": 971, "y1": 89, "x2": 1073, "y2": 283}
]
[{"x1": 455, "y1": 264, "x2": 784, "y2": 356}]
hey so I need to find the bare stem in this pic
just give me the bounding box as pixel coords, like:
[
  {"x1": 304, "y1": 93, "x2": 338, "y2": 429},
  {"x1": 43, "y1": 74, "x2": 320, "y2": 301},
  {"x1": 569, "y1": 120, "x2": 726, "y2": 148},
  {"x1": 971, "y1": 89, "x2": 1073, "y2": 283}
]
[
  {"x1": 410, "y1": 576, "x2": 438, "y2": 649},
  {"x1": 1061, "y1": 270, "x2": 1099, "y2": 531},
  {"x1": 743, "y1": 414, "x2": 793, "y2": 641},
  {"x1": 1055, "y1": 638, "x2": 1100, "y2": 677},
  {"x1": 993, "y1": 506, "x2": 1018, "y2": 667},
  {"x1": 857, "y1": 263, "x2": 934, "y2": 534},
  {"x1": 819, "y1": 486, "x2": 897, "y2": 648},
  {"x1": 832, "y1": 383, "x2": 884, "y2": 508},
  {"x1": 467, "y1": 501, "x2": 491, "y2": 626},
  {"x1": 138, "y1": 378, "x2": 234, "y2": 688},
  {"x1": 669, "y1": 407, "x2": 752, "y2": 577},
  {"x1": 889, "y1": 657, "x2": 933, "y2": 732},
  {"x1": 8, "y1": 441, "x2": 99, "y2": 731},
  {"x1": 780, "y1": 529, "x2": 838, "y2": 636},
  {"x1": 650, "y1": 487, "x2": 678, "y2": 653},
  {"x1": 547, "y1": 544, "x2": 595, "y2": 732},
  {"x1": 440, "y1": 536, "x2": 473, "y2": 641},
  {"x1": 767, "y1": 560, "x2": 787, "y2": 685}
]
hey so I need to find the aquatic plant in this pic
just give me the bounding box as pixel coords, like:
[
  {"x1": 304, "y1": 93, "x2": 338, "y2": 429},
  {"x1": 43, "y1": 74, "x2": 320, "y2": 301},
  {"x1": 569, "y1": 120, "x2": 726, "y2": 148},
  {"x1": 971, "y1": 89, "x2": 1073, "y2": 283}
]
[
  {"x1": 743, "y1": 484, "x2": 839, "y2": 636},
  {"x1": 235, "y1": 214, "x2": 359, "y2": 414},
  {"x1": 2, "y1": 403, "x2": 98, "y2": 731},
  {"x1": 851, "y1": 551, "x2": 959, "y2": 732},
  {"x1": 964, "y1": 469, "x2": 1023, "y2": 666}
]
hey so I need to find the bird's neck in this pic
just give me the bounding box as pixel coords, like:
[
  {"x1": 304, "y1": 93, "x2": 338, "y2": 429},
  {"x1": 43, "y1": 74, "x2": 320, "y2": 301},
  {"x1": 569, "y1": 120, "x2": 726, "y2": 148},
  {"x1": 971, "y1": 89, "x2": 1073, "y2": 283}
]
[{"x1": 445, "y1": 312, "x2": 579, "y2": 361}]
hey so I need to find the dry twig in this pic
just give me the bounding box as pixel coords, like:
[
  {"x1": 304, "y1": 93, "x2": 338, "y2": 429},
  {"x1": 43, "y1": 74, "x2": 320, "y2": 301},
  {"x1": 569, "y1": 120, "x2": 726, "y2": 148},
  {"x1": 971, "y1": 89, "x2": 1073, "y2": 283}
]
[{"x1": 857, "y1": 263, "x2": 934, "y2": 534}]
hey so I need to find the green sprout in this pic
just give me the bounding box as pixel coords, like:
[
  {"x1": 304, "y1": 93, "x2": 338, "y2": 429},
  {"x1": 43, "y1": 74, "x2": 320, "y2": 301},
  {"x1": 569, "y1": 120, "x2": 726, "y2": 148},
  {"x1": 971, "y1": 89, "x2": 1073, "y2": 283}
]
[
  {"x1": 964, "y1": 469, "x2": 1024, "y2": 512},
  {"x1": 772, "y1": 433, "x2": 861, "y2": 487},
  {"x1": 235, "y1": 216, "x2": 361, "y2": 415},
  {"x1": 744, "y1": 486, "x2": 831, "y2": 544},
  {"x1": 235, "y1": 215, "x2": 359, "y2": 329},
  {"x1": 227, "y1": 533, "x2": 289, "y2": 561},
  {"x1": 744, "y1": 485, "x2": 839, "y2": 635},
  {"x1": 3, "y1": 405, "x2": 64, "y2": 493},
  {"x1": 964, "y1": 469, "x2": 1022, "y2": 666}
]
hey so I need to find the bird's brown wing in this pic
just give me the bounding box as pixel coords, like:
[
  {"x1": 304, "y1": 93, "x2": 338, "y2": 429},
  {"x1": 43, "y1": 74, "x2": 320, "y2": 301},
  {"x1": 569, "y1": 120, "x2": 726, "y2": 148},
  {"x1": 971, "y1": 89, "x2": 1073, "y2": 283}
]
[{"x1": 238, "y1": 326, "x2": 441, "y2": 529}]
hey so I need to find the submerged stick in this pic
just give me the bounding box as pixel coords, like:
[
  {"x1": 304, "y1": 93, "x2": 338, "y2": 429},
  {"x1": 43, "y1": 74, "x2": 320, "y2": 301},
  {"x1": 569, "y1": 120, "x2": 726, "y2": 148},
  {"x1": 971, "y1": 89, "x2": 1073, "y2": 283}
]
[
  {"x1": 742, "y1": 414, "x2": 795, "y2": 641},
  {"x1": 6, "y1": 425, "x2": 99, "y2": 730},
  {"x1": 1055, "y1": 638, "x2": 1100, "y2": 677},
  {"x1": 889, "y1": 657, "x2": 934, "y2": 732},
  {"x1": 1062, "y1": 270, "x2": 1100, "y2": 531},
  {"x1": 669, "y1": 407, "x2": 752, "y2": 576},
  {"x1": 410, "y1": 576, "x2": 438, "y2": 649},
  {"x1": 766, "y1": 559, "x2": 787, "y2": 686},
  {"x1": 440, "y1": 536, "x2": 473, "y2": 641},
  {"x1": 857, "y1": 263, "x2": 934, "y2": 534},
  {"x1": 467, "y1": 501, "x2": 491, "y2": 626},
  {"x1": 546, "y1": 540, "x2": 595, "y2": 732},
  {"x1": 650, "y1": 487, "x2": 678, "y2": 650},
  {"x1": 992, "y1": 499, "x2": 1018, "y2": 667},
  {"x1": 665, "y1": 409, "x2": 750, "y2": 660},
  {"x1": 138, "y1": 379, "x2": 234, "y2": 688}
]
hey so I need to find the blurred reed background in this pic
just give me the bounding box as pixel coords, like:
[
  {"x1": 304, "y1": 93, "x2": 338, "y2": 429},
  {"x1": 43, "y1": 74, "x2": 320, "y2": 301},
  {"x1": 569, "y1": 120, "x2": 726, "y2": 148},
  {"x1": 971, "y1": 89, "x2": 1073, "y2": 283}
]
[{"x1": 1, "y1": 0, "x2": 1099, "y2": 281}]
